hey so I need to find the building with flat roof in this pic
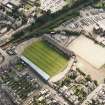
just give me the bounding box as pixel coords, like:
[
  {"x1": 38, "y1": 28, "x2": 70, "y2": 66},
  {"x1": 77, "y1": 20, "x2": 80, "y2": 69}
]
[
  {"x1": 40, "y1": 0, "x2": 67, "y2": 13},
  {"x1": 1, "y1": 0, "x2": 21, "y2": 6}
]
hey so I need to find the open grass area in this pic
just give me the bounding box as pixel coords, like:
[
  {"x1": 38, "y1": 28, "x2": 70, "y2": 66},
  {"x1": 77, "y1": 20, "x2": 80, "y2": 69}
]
[{"x1": 23, "y1": 41, "x2": 68, "y2": 76}]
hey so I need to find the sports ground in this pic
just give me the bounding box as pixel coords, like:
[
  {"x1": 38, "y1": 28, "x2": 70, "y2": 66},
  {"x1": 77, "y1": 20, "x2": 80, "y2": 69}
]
[
  {"x1": 67, "y1": 35, "x2": 105, "y2": 69},
  {"x1": 23, "y1": 40, "x2": 68, "y2": 76}
]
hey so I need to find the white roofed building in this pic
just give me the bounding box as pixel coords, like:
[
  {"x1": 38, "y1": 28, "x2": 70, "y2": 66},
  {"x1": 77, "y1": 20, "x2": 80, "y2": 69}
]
[{"x1": 40, "y1": 0, "x2": 67, "y2": 13}]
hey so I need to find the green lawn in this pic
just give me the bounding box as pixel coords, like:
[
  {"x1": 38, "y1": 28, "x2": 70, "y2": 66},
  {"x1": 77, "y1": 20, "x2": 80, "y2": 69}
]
[{"x1": 23, "y1": 41, "x2": 68, "y2": 76}]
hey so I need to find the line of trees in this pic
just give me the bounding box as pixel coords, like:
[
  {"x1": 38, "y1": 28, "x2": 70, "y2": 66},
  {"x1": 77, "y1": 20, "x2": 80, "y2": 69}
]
[{"x1": 12, "y1": 0, "x2": 99, "y2": 41}]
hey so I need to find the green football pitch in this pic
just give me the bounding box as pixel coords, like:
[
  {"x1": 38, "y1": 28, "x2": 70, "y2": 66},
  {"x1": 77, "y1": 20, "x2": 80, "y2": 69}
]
[{"x1": 23, "y1": 40, "x2": 68, "y2": 76}]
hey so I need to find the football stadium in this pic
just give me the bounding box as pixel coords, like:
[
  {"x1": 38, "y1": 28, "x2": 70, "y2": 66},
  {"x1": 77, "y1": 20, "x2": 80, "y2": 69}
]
[{"x1": 22, "y1": 40, "x2": 68, "y2": 80}]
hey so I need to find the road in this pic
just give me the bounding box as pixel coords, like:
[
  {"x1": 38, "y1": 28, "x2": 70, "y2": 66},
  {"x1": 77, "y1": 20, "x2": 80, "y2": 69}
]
[
  {"x1": 10, "y1": 1, "x2": 93, "y2": 44},
  {"x1": 26, "y1": 2, "x2": 92, "y2": 34},
  {"x1": 1, "y1": 1, "x2": 93, "y2": 49}
]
